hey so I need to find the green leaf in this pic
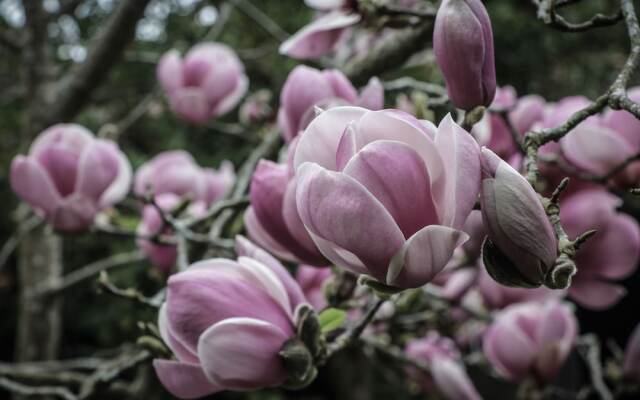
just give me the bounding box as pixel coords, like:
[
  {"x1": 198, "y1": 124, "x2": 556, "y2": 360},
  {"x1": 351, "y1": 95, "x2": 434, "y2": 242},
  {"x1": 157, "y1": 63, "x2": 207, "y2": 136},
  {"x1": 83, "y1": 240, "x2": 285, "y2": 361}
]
[{"x1": 318, "y1": 308, "x2": 347, "y2": 333}]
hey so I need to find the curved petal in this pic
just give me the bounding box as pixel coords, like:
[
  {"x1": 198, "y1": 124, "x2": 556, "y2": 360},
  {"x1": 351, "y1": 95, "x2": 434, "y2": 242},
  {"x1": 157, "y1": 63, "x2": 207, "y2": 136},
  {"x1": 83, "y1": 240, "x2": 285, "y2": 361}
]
[
  {"x1": 356, "y1": 77, "x2": 384, "y2": 110},
  {"x1": 343, "y1": 140, "x2": 438, "y2": 238},
  {"x1": 158, "y1": 304, "x2": 198, "y2": 363},
  {"x1": 30, "y1": 123, "x2": 93, "y2": 158},
  {"x1": 323, "y1": 69, "x2": 358, "y2": 102},
  {"x1": 434, "y1": 115, "x2": 481, "y2": 229},
  {"x1": 569, "y1": 279, "x2": 627, "y2": 310},
  {"x1": 213, "y1": 74, "x2": 249, "y2": 117},
  {"x1": 296, "y1": 163, "x2": 405, "y2": 280},
  {"x1": 307, "y1": 230, "x2": 370, "y2": 275},
  {"x1": 235, "y1": 235, "x2": 308, "y2": 309},
  {"x1": 76, "y1": 140, "x2": 121, "y2": 202},
  {"x1": 169, "y1": 88, "x2": 211, "y2": 124},
  {"x1": 244, "y1": 207, "x2": 297, "y2": 262},
  {"x1": 387, "y1": 225, "x2": 468, "y2": 289},
  {"x1": 156, "y1": 49, "x2": 184, "y2": 93},
  {"x1": 560, "y1": 189, "x2": 619, "y2": 239},
  {"x1": 483, "y1": 321, "x2": 536, "y2": 381},
  {"x1": 431, "y1": 358, "x2": 482, "y2": 400},
  {"x1": 561, "y1": 124, "x2": 634, "y2": 176},
  {"x1": 279, "y1": 12, "x2": 360, "y2": 59},
  {"x1": 99, "y1": 145, "x2": 132, "y2": 207},
  {"x1": 294, "y1": 106, "x2": 368, "y2": 170},
  {"x1": 52, "y1": 195, "x2": 97, "y2": 232},
  {"x1": 153, "y1": 359, "x2": 221, "y2": 399},
  {"x1": 198, "y1": 318, "x2": 290, "y2": 390},
  {"x1": 10, "y1": 156, "x2": 61, "y2": 215}
]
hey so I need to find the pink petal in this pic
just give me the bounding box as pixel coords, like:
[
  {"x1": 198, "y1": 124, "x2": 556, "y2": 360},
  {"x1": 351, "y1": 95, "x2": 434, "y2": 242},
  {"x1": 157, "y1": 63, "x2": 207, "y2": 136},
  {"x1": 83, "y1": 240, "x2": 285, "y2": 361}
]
[
  {"x1": 52, "y1": 195, "x2": 97, "y2": 232},
  {"x1": 294, "y1": 106, "x2": 368, "y2": 170},
  {"x1": 343, "y1": 140, "x2": 438, "y2": 238},
  {"x1": 197, "y1": 318, "x2": 290, "y2": 390},
  {"x1": 212, "y1": 74, "x2": 249, "y2": 117},
  {"x1": 323, "y1": 69, "x2": 358, "y2": 102},
  {"x1": 169, "y1": 88, "x2": 211, "y2": 124},
  {"x1": 356, "y1": 77, "x2": 384, "y2": 110},
  {"x1": 561, "y1": 123, "x2": 634, "y2": 176},
  {"x1": 99, "y1": 145, "x2": 132, "y2": 208},
  {"x1": 387, "y1": 225, "x2": 468, "y2": 288},
  {"x1": 157, "y1": 49, "x2": 184, "y2": 93},
  {"x1": 10, "y1": 156, "x2": 61, "y2": 215},
  {"x1": 434, "y1": 114, "x2": 481, "y2": 229},
  {"x1": 483, "y1": 321, "x2": 536, "y2": 381},
  {"x1": 279, "y1": 12, "x2": 360, "y2": 59},
  {"x1": 76, "y1": 140, "x2": 121, "y2": 201},
  {"x1": 296, "y1": 162, "x2": 405, "y2": 281},
  {"x1": 158, "y1": 304, "x2": 198, "y2": 363},
  {"x1": 30, "y1": 124, "x2": 93, "y2": 158},
  {"x1": 431, "y1": 358, "x2": 482, "y2": 400},
  {"x1": 154, "y1": 360, "x2": 220, "y2": 399},
  {"x1": 244, "y1": 207, "x2": 297, "y2": 262},
  {"x1": 569, "y1": 279, "x2": 627, "y2": 310}
]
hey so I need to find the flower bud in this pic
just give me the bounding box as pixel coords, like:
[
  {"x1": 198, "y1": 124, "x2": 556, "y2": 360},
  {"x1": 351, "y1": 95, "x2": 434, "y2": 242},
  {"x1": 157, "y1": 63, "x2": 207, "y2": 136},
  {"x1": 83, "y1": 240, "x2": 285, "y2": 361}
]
[
  {"x1": 479, "y1": 148, "x2": 557, "y2": 288},
  {"x1": 433, "y1": 0, "x2": 496, "y2": 110},
  {"x1": 10, "y1": 124, "x2": 131, "y2": 232}
]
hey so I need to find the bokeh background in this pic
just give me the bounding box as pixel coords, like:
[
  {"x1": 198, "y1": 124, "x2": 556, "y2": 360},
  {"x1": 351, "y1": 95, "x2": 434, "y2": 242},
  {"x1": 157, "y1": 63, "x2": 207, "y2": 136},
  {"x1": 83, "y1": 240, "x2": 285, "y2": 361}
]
[{"x1": 0, "y1": 0, "x2": 635, "y2": 399}]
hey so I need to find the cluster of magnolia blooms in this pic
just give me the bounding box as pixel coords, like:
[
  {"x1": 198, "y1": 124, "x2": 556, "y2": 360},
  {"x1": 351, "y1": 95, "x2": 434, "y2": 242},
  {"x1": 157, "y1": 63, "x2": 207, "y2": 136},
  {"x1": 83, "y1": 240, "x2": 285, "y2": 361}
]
[{"x1": 8, "y1": 0, "x2": 640, "y2": 398}]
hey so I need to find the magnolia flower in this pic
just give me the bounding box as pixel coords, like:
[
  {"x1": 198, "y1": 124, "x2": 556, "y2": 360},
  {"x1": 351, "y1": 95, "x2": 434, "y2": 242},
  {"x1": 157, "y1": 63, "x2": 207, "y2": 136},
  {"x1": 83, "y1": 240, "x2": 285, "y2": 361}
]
[
  {"x1": 479, "y1": 148, "x2": 558, "y2": 288},
  {"x1": 560, "y1": 188, "x2": 640, "y2": 310},
  {"x1": 278, "y1": 65, "x2": 383, "y2": 142},
  {"x1": 483, "y1": 301, "x2": 577, "y2": 383},
  {"x1": 433, "y1": 0, "x2": 496, "y2": 110},
  {"x1": 135, "y1": 151, "x2": 235, "y2": 270},
  {"x1": 280, "y1": 1, "x2": 360, "y2": 59},
  {"x1": 293, "y1": 107, "x2": 481, "y2": 289},
  {"x1": 406, "y1": 331, "x2": 482, "y2": 400},
  {"x1": 153, "y1": 254, "x2": 307, "y2": 398},
  {"x1": 157, "y1": 43, "x2": 248, "y2": 124},
  {"x1": 623, "y1": 322, "x2": 640, "y2": 382},
  {"x1": 134, "y1": 150, "x2": 234, "y2": 206},
  {"x1": 10, "y1": 124, "x2": 131, "y2": 232}
]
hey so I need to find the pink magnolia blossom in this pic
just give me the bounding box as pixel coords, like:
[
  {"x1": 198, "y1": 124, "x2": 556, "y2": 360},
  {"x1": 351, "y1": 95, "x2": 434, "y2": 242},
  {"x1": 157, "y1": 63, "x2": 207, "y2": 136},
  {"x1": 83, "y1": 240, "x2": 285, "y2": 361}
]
[
  {"x1": 560, "y1": 188, "x2": 640, "y2": 310},
  {"x1": 406, "y1": 331, "x2": 482, "y2": 400},
  {"x1": 483, "y1": 301, "x2": 577, "y2": 383},
  {"x1": 134, "y1": 150, "x2": 234, "y2": 206},
  {"x1": 10, "y1": 124, "x2": 131, "y2": 232},
  {"x1": 480, "y1": 147, "x2": 557, "y2": 288},
  {"x1": 293, "y1": 107, "x2": 481, "y2": 289},
  {"x1": 433, "y1": 0, "x2": 496, "y2": 110},
  {"x1": 623, "y1": 322, "x2": 640, "y2": 382},
  {"x1": 278, "y1": 65, "x2": 383, "y2": 142},
  {"x1": 157, "y1": 43, "x2": 248, "y2": 124},
  {"x1": 153, "y1": 254, "x2": 307, "y2": 398}
]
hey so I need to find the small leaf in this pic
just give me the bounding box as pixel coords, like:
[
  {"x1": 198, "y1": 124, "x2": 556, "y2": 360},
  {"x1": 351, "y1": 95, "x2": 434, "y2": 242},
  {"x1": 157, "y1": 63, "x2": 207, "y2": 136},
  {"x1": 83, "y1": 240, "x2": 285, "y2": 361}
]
[{"x1": 318, "y1": 308, "x2": 347, "y2": 333}]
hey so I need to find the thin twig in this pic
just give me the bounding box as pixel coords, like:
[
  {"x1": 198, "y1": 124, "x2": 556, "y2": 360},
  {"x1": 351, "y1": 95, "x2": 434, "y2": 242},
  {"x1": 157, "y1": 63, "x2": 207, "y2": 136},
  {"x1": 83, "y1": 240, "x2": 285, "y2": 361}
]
[
  {"x1": 577, "y1": 334, "x2": 613, "y2": 400},
  {"x1": 0, "y1": 215, "x2": 43, "y2": 271},
  {"x1": 97, "y1": 272, "x2": 160, "y2": 308},
  {"x1": 0, "y1": 377, "x2": 77, "y2": 400},
  {"x1": 230, "y1": 0, "x2": 289, "y2": 42}
]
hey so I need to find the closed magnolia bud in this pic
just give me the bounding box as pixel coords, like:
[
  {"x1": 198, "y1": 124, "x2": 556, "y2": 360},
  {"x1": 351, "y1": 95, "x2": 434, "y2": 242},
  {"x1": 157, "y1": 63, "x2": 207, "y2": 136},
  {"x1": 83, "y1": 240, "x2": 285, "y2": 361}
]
[
  {"x1": 10, "y1": 124, "x2": 131, "y2": 232},
  {"x1": 433, "y1": 0, "x2": 496, "y2": 111},
  {"x1": 479, "y1": 148, "x2": 557, "y2": 288}
]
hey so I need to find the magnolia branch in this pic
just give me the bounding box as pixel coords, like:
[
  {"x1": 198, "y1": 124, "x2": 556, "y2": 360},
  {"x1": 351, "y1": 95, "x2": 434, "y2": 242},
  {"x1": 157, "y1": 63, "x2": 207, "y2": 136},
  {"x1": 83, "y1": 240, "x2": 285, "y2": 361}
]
[{"x1": 532, "y1": 0, "x2": 623, "y2": 32}]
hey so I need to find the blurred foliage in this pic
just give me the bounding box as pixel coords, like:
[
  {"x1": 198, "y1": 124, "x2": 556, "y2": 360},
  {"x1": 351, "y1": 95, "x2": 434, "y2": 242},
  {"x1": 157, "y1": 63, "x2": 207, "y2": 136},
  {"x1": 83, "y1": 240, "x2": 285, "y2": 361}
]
[{"x1": 0, "y1": 0, "x2": 637, "y2": 399}]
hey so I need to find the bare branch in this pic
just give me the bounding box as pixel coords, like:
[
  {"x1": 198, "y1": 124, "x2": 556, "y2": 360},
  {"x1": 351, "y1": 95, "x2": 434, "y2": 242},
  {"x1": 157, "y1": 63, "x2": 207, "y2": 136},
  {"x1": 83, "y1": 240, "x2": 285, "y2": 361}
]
[{"x1": 0, "y1": 377, "x2": 77, "y2": 400}]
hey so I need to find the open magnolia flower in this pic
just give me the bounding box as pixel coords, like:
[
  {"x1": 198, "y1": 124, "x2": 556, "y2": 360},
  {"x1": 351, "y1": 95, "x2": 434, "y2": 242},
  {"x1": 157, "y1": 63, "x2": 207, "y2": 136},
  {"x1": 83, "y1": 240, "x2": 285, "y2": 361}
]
[
  {"x1": 10, "y1": 124, "x2": 131, "y2": 232},
  {"x1": 157, "y1": 43, "x2": 248, "y2": 124},
  {"x1": 154, "y1": 252, "x2": 308, "y2": 398},
  {"x1": 293, "y1": 107, "x2": 481, "y2": 289}
]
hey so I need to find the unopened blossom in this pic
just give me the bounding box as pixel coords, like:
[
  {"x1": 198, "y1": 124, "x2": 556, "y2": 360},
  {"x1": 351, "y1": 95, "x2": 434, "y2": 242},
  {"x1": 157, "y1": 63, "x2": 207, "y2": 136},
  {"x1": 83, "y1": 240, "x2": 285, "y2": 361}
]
[
  {"x1": 560, "y1": 188, "x2": 640, "y2": 310},
  {"x1": 134, "y1": 150, "x2": 234, "y2": 206},
  {"x1": 479, "y1": 147, "x2": 557, "y2": 288},
  {"x1": 157, "y1": 43, "x2": 248, "y2": 124},
  {"x1": 293, "y1": 107, "x2": 481, "y2": 289},
  {"x1": 433, "y1": 0, "x2": 496, "y2": 110},
  {"x1": 245, "y1": 141, "x2": 328, "y2": 266},
  {"x1": 278, "y1": 65, "x2": 383, "y2": 142},
  {"x1": 10, "y1": 124, "x2": 131, "y2": 232},
  {"x1": 483, "y1": 301, "x2": 577, "y2": 383},
  {"x1": 623, "y1": 322, "x2": 640, "y2": 382},
  {"x1": 280, "y1": 1, "x2": 360, "y2": 59},
  {"x1": 153, "y1": 254, "x2": 307, "y2": 398},
  {"x1": 406, "y1": 331, "x2": 482, "y2": 400}
]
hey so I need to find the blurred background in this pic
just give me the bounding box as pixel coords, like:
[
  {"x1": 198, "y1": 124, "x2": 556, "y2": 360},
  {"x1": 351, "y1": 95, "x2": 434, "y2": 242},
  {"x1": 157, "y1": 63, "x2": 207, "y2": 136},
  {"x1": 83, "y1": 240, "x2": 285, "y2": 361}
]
[{"x1": 0, "y1": 0, "x2": 635, "y2": 399}]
